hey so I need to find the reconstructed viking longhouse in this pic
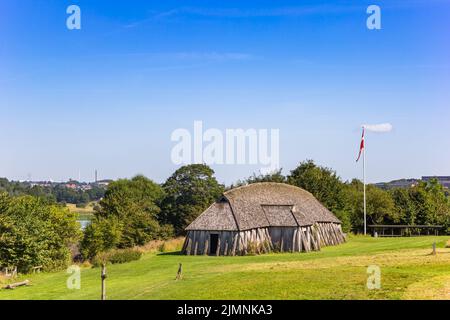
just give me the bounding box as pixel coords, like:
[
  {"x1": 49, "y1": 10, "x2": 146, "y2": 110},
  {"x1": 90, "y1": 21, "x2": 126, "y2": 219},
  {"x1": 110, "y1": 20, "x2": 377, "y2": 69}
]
[{"x1": 182, "y1": 183, "x2": 345, "y2": 256}]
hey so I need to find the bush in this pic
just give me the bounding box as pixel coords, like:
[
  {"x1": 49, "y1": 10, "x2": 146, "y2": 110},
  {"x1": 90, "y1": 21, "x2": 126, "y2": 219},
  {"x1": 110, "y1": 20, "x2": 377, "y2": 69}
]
[
  {"x1": 80, "y1": 217, "x2": 123, "y2": 259},
  {"x1": 0, "y1": 194, "x2": 81, "y2": 273},
  {"x1": 246, "y1": 241, "x2": 271, "y2": 255},
  {"x1": 246, "y1": 241, "x2": 260, "y2": 255},
  {"x1": 108, "y1": 249, "x2": 142, "y2": 264},
  {"x1": 334, "y1": 210, "x2": 352, "y2": 233},
  {"x1": 92, "y1": 248, "x2": 142, "y2": 267},
  {"x1": 158, "y1": 224, "x2": 175, "y2": 240},
  {"x1": 86, "y1": 176, "x2": 168, "y2": 251}
]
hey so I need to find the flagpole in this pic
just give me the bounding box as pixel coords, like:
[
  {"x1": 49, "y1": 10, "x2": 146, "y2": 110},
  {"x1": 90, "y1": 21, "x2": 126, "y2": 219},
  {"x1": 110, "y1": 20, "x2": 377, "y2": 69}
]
[{"x1": 363, "y1": 133, "x2": 367, "y2": 235}]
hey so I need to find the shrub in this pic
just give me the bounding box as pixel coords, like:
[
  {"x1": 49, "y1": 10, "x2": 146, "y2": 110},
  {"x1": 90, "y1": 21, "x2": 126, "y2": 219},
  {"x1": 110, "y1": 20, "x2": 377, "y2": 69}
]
[
  {"x1": 108, "y1": 249, "x2": 142, "y2": 264},
  {"x1": 158, "y1": 242, "x2": 167, "y2": 253},
  {"x1": 0, "y1": 194, "x2": 81, "y2": 273},
  {"x1": 158, "y1": 224, "x2": 175, "y2": 240},
  {"x1": 92, "y1": 248, "x2": 142, "y2": 267},
  {"x1": 246, "y1": 241, "x2": 259, "y2": 255},
  {"x1": 80, "y1": 217, "x2": 123, "y2": 260},
  {"x1": 261, "y1": 240, "x2": 272, "y2": 253},
  {"x1": 246, "y1": 241, "x2": 271, "y2": 255},
  {"x1": 334, "y1": 210, "x2": 352, "y2": 233}
]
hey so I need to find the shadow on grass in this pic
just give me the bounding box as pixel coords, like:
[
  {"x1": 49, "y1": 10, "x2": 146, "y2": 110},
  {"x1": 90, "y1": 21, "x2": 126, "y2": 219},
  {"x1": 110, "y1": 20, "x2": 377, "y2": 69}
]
[{"x1": 156, "y1": 251, "x2": 184, "y2": 256}]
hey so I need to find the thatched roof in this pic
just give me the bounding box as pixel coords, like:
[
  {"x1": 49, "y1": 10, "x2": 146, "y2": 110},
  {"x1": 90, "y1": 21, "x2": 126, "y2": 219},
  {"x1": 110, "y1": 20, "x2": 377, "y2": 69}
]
[
  {"x1": 186, "y1": 183, "x2": 341, "y2": 231},
  {"x1": 185, "y1": 201, "x2": 238, "y2": 231}
]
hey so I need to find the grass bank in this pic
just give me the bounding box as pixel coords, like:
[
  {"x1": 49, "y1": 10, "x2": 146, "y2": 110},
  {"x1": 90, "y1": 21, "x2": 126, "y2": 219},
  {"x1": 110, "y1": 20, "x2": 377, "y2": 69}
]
[{"x1": 1, "y1": 236, "x2": 448, "y2": 300}]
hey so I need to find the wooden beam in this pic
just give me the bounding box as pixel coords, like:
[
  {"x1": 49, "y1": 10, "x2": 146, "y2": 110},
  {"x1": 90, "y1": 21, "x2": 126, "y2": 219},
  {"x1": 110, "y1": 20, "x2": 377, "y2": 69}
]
[{"x1": 3, "y1": 280, "x2": 29, "y2": 290}]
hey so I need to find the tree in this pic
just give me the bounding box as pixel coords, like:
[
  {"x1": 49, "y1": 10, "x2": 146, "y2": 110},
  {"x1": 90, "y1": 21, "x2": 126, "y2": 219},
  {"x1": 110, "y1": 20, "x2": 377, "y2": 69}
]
[
  {"x1": 80, "y1": 217, "x2": 123, "y2": 259},
  {"x1": 81, "y1": 175, "x2": 168, "y2": 257},
  {"x1": 0, "y1": 193, "x2": 81, "y2": 272},
  {"x1": 365, "y1": 185, "x2": 398, "y2": 225},
  {"x1": 288, "y1": 160, "x2": 345, "y2": 212},
  {"x1": 423, "y1": 179, "x2": 450, "y2": 228},
  {"x1": 96, "y1": 175, "x2": 164, "y2": 221},
  {"x1": 344, "y1": 180, "x2": 397, "y2": 232},
  {"x1": 160, "y1": 164, "x2": 224, "y2": 235},
  {"x1": 407, "y1": 180, "x2": 450, "y2": 229},
  {"x1": 230, "y1": 169, "x2": 286, "y2": 189},
  {"x1": 390, "y1": 188, "x2": 417, "y2": 225}
]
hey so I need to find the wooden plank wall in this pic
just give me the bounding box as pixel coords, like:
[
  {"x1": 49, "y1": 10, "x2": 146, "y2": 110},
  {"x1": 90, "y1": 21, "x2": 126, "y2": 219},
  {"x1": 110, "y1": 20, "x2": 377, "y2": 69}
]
[{"x1": 182, "y1": 223, "x2": 345, "y2": 256}]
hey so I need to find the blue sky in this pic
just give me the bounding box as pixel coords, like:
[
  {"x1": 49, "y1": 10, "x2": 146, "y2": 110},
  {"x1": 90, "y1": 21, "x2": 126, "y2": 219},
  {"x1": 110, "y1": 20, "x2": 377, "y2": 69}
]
[{"x1": 1, "y1": 0, "x2": 449, "y2": 185}]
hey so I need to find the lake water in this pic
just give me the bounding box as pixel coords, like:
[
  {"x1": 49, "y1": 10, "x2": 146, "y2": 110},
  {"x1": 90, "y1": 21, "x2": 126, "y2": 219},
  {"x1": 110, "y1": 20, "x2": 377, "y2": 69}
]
[{"x1": 77, "y1": 219, "x2": 92, "y2": 230}]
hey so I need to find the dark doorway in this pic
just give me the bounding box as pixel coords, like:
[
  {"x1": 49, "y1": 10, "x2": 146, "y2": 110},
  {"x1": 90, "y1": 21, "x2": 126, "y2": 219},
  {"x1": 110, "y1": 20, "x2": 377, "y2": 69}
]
[{"x1": 209, "y1": 234, "x2": 219, "y2": 255}]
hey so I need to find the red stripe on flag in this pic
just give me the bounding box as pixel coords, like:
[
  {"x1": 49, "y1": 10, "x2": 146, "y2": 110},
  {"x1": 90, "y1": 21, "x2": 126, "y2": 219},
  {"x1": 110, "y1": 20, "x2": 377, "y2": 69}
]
[{"x1": 356, "y1": 128, "x2": 365, "y2": 162}]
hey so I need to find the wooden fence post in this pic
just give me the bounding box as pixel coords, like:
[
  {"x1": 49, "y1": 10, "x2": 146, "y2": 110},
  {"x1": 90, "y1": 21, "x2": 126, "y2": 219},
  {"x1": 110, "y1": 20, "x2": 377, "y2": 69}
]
[
  {"x1": 101, "y1": 264, "x2": 107, "y2": 300},
  {"x1": 175, "y1": 263, "x2": 183, "y2": 280}
]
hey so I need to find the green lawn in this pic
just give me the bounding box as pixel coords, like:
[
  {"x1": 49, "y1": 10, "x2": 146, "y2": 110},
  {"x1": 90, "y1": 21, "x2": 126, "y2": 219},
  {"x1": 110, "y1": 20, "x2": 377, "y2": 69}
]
[{"x1": 1, "y1": 236, "x2": 449, "y2": 300}]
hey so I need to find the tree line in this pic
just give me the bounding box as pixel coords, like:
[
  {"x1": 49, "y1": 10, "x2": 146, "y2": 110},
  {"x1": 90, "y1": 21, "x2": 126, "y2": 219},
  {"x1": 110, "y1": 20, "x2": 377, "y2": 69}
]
[
  {"x1": 1, "y1": 161, "x2": 449, "y2": 271},
  {"x1": 80, "y1": 161, "x2": 450, "y2": 258},
  {"x1": 0, "y1": 178, "x2": 105, "y2": 205},
  {"x1": 233, "y1": 161, "x2": 449, "y2": 234}
]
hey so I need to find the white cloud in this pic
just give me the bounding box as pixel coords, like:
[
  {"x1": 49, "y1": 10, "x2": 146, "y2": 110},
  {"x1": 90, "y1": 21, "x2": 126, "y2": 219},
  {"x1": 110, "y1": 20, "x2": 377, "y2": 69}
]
[{"x1": 363, "y1": 123, "x2": 393, "y2": 133}]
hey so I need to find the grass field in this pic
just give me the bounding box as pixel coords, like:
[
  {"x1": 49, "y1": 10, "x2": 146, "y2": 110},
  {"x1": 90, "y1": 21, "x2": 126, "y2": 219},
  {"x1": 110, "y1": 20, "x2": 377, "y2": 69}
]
[
  {"x1": 1, "y1": 236, "x2": 449, "y2": 300},
  {"x1": 66, "y1": 202, "x2": 95, "y2": 221}
]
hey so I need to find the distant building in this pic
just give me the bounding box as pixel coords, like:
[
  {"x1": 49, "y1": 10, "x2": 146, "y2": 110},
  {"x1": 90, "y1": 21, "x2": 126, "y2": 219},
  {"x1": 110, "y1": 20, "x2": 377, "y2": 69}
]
[
  {"x1": 96, "y1": 179, "x2": 113, "y2": 187},
  {"x1": 374, "y1": 179, "x2": 419, "y2": 190},
  {"x1": 422, "y1": 176, "x2": 450, "y2": 188}
]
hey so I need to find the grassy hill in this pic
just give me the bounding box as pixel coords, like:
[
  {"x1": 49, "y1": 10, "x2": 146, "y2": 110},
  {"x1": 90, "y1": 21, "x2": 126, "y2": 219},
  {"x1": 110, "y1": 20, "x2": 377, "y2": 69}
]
[{"x1": 1, "y1": 236, "x2": 449, "y2": 300}]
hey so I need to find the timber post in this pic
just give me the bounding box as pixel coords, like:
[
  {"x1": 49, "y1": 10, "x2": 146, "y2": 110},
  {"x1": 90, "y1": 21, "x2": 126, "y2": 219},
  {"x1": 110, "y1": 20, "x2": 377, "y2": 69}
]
[
  {"x1": 3, "y1": 280, "x2": 30, "y2": 289},
  {"x1": 175, "y1": 263, "x2": 183, "y2": 280},
  {"x1": 101, "y1": 263, "x2": 107, "y2": 300}
]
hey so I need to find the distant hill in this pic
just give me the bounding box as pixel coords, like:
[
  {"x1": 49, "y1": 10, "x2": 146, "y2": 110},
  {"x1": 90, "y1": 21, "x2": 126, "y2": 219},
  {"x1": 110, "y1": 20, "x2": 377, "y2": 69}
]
[
  {"x1": 374, "y1": 179, "x2": 420, "y2": 190},
  {"x1": 375, "y1": 176, "x2": 450, "y2": 190}
]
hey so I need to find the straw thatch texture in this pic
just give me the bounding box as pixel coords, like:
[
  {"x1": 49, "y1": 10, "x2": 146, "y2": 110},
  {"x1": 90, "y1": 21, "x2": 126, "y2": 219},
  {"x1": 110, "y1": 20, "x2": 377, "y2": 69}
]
[
  {"x1": 261, "y1": 205, "x2": 296, "y2": 227},
  {"x1": 224, "y1": 183, "x2": 340, "y2": 230},
  {"x1": 186, "y1": 200, "x2": 237, "y2": 231}
]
